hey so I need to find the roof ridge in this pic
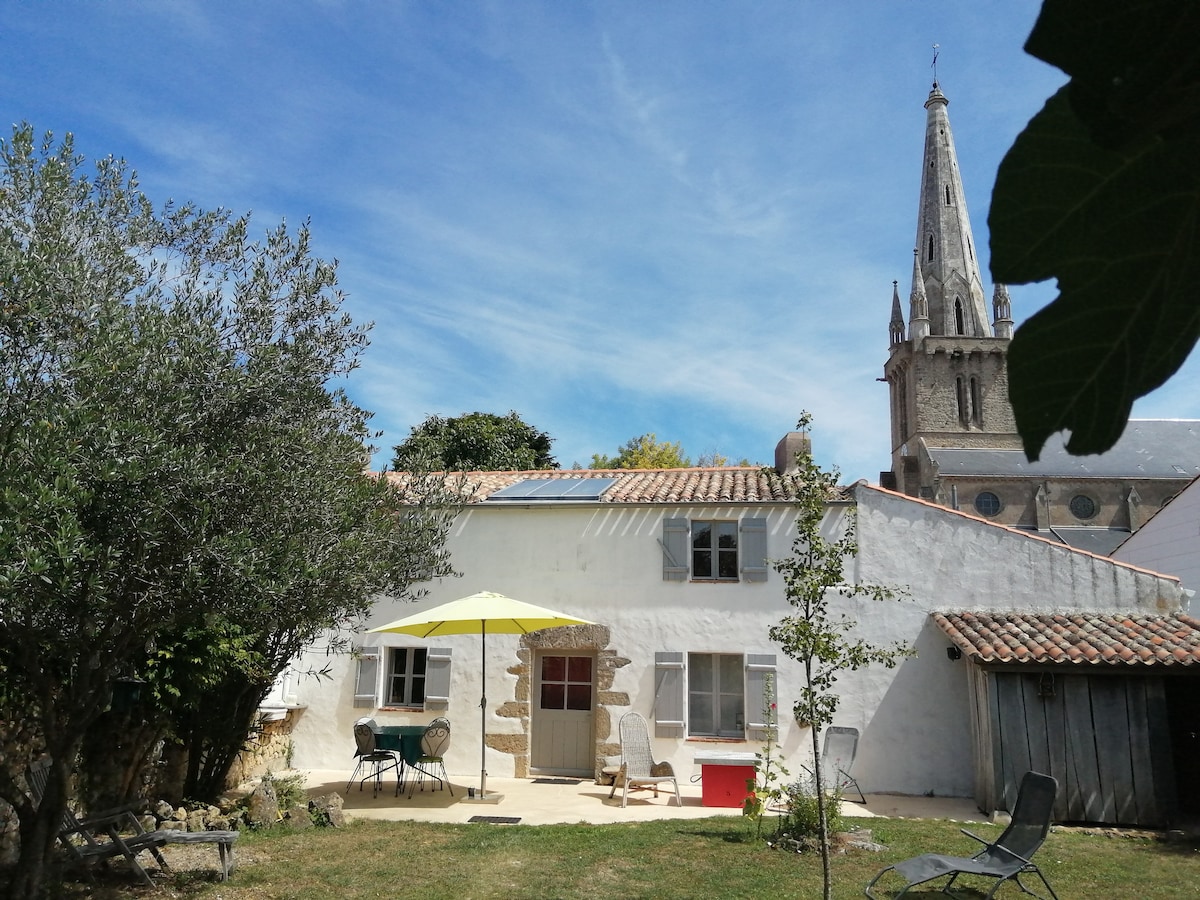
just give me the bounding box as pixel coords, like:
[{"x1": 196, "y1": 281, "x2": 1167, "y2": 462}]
[{"x1": 858, "y1": 482, "x2": 1182, "y2": 583}]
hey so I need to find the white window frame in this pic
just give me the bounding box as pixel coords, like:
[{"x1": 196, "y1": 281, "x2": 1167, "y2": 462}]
[
  {"x1": 387, "y1": 647, "x2": 427, "y2": 707},
  {"x1": 691, "y1": 520, "x2": 739, "y2": 581},
  {"x1": 661, "y1": 518, "x2": 767, "y2": 583},
  {"x1": 687, "y1": 652, "x2": 745, "y2": 738},
  {"x1": 656, "y1": 650, "x2": 777, "y2": 740},
  {"x1": 353, "y1": 644, "x2": 452, "y2": 710}
]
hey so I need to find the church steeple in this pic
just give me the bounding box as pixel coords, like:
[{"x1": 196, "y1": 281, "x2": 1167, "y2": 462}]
[
  {"x1": 889, "y1": 280, "x2": 905, "y2": 345},
  {"x1": 908, "y1": 248, "x2": 930, "y2": 343},
  {"x1": 882, "y1": 76, "x2": 1022, "y2": 497},
  {"x1": 913, "y1": 82, "x2": 990, "y2": 338},
  {"x1": 992, "y1": 283, "x2": 1014, "y2": 339}
]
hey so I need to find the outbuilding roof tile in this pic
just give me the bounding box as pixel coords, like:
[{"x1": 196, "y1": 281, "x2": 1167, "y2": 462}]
[{"x1": 933, "y1": 611, "x2": 1200, "y2": 666}]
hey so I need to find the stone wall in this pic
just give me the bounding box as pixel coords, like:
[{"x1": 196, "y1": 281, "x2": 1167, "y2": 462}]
[
  {"x1": 493, "y1": 625, "x2": 629, "y2": 779},
  {"x1": 227, "y1": 713, "x2": 298, "y2": 788}
]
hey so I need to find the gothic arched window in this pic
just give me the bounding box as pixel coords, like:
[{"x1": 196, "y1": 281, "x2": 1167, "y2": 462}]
[
  {"x1": 954, "y1": 298, "x2": 965, "y2": 335},
  {"x1": 927, "y1": 235, "x2": 934, "y2": 261},
  {"x1": 945, "y1": 184, "x2": 951, "y2": 205}
]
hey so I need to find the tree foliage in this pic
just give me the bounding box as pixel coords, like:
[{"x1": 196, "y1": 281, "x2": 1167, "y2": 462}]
[
  {"x1": 767, "y1": 413, "x2": 911, "y2": 899},
  {"x1": 590, "y1": 433, "x2": 691, "y2": 469},
  {"x1": 0, "y1": 126, "x2": 460, "y2": 896},
  {"x1": 391, "y1": 410, "x2": 557, "y2": 472},
  {"x1": 990, "y1": 0, "x2": 1200, "y2": 460}
]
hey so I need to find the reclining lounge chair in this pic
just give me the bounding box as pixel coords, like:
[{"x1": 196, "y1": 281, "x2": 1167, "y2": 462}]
[{"x1": 864, "y1": 770, "x2": 1060, "y2": 900}]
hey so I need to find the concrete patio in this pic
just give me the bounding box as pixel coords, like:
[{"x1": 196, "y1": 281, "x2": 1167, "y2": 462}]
[{"x1": 297, "y1": 769, "x2": 987, "y2": 827}]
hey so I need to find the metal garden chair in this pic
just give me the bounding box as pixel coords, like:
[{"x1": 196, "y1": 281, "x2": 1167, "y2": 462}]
[
  {"x1": 864, "y1": 770, "x2": 1060, "y2": 900},
  {"x1": 347, "y1": 716, "x2": 403, "y2": 798},
  {"x1": 803, "y1": 725, "x2": 866, "y2": 804},
  {"x1": 407, "y1": 716, "x2": 454, "y2": 798}
]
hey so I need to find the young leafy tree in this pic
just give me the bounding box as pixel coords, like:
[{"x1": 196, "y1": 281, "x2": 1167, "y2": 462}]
[
  {"x1": 0, "y1": 126, "x2": 460, "y2": 896},
  {"x1": 990, "y1": 0, "x2": 1200, "y2": 460},
  {"x1": 767, "y1": 413, "x2": 912, "y2": 900},
  {"x1": 590, "y1": 433, "x2": 691, "y2": 469},
  {"x1": 392, "y1": 410, "x2": 558, "y2": 472}
]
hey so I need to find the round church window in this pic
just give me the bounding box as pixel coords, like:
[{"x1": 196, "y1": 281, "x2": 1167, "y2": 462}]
[
  {"x1": 1069, "y1": 494, "x2": 1097, "y2": 520},
  {"x1": 973, "y1": 491, "x2": 1001, "y2": 517}
]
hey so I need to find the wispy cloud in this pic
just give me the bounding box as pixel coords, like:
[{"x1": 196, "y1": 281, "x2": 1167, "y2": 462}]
[{"x1": 7, "y1": 0, "x2": 1194, "y2": 484}]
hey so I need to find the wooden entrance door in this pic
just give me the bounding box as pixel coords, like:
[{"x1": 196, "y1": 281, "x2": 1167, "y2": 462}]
[{"x1": 531, "y1": 652, "x2": 594, "y2": 775}]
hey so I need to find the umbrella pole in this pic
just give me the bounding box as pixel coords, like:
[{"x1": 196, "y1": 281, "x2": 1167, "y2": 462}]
[{"x1": 480, "y1": 623, "x2": 487, "y2": 799}]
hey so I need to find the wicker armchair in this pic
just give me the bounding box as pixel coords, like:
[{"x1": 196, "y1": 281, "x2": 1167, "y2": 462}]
[{"x1": 608, "y1": 712, "x2": 682, "y2": 807}]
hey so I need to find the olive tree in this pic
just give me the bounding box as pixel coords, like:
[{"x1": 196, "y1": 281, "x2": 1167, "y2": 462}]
[{"x1": 0, "y1": 126, "x2": 459, "y2": 896}]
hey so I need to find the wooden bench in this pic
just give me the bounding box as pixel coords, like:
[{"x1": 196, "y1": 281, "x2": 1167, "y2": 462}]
[{"x1": 157, "y1": 830, "x2": 239, "y2": 881}]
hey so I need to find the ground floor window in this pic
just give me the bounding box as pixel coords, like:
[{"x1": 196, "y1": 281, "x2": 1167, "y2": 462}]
[
  {"x1": 688, "y1": 652, "x2": 745, "y2": 737},
  {"x1": 387, "y1": 647, "x2": 427, "y2": 707}
]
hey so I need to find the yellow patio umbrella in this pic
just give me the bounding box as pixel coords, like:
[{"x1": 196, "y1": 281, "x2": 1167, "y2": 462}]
[{"x1": 368, "y1": 591, "x2": 594, "y2": 799}]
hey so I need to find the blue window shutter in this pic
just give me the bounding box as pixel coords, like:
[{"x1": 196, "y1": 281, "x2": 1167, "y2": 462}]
[
  {"x1": 353, "y1": 646, "x2": 380, "y2": 708},
  {"x1": 424, "y1": 648, "x2": 452, "y2": 710},
  {"x1": 661, "y1": 518, "x2": 689, "y2": 581},
  {"x1": 654, "y1": 651, "x2": 685, "y2": 737},
  {"x1": 741, "y1": 517, "x2": 768, "y2": 582},
  {"x1": 744, "y1": 653, "x2": 777, "y2": 741}
]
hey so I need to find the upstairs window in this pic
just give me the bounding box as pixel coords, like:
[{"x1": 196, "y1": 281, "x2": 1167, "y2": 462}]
[
  {"x1": 954, "y1": 298, "x2": 966, "y2": 335},
  {"x1": 661, "y1": 518, "x2": 768, "y2": 583},
  {"x1": 692, "y1": 521, "x2": 738, "y2": 580}
]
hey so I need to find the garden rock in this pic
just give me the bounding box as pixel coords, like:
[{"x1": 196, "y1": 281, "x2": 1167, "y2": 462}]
[
  {"x1": 284, "y1": 802, "x2": 313, "y2": 829},
  {"x1": 246, "y1": 780, "x2": 279, "y2": 827},
  {"x1": 310, "y1": 792, "x2": 346, "y2": 827}
]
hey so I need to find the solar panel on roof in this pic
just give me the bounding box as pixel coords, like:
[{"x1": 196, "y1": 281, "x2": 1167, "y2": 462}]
[{"x1": 486, "y1": 477, "x2": 618, "y2": 501}]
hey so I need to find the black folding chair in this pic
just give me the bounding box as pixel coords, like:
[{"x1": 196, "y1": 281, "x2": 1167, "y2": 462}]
[{"x1": 864, "y1": 770, "x2": 1060, "y2": 900}]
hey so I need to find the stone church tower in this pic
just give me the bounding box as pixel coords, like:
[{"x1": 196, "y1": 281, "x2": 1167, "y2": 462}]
[
  {"x1": 882, "y1": 80, "x2": 1019, "y2": 498},
  {"x1": 880, "y1": 81, "x2": 1200, "y2": 551}
]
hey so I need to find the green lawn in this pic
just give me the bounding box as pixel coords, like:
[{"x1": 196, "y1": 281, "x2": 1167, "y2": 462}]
[{"x1": 25, "y1": 815, "x2": 1200, "y2": 899}]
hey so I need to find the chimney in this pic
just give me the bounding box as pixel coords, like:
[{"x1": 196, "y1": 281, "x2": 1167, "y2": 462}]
[{"x1": 774, "y1": 432, "x2": 811, "y2": 475}]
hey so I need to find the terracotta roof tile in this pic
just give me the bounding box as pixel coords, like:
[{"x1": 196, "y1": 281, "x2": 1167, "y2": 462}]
[
  {"x1": 933, "y1": 611, "x2": 1200, "y2": 667},
  {"x1": 389, "y1": 467, "x2": 832, "y2": 504}
]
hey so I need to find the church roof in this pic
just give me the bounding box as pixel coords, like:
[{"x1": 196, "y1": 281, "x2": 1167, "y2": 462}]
[
  {"x1": 933, "y1": 611, "x2": 1200, "y2": 667},
  {"x1": 1039, "y1": 527, "x2": 1130, "y2": 556},
  {"x1": 926, "y1": 420, "x2": 1200, "y2": 479}
]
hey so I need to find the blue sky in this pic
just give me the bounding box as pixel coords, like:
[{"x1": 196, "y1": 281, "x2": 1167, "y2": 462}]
[{"x1": 5, "y1": 2, "x2": 1197, "y2": 481}]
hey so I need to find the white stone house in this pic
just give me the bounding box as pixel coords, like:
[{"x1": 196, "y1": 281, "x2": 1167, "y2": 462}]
[{"x1": 282, "y1": 445, "x2": 1200, "y2": 826}]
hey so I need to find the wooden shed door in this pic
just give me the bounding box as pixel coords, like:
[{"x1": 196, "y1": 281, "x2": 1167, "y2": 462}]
[
  {"x1": 990, "y1": 672, "x2": 1175, "y2": 827},
  {"x1": 1166, "y1": 678, "x2": 1200, "y2": 813},
  {"x1": 531, "y1": 652, "x2": 594, "y2": 776}
]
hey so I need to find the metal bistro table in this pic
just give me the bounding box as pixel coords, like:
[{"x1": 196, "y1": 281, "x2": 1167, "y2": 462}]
[{"x1": 374, "y1": 725, "x2": 427, "y2": 796}]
